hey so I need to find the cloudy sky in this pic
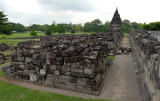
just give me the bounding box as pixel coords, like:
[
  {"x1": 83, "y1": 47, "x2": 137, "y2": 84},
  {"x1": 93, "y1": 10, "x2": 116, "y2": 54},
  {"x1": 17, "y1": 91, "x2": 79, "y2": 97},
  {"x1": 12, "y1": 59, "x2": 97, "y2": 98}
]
[{"x1": 0, "y1": 0, "x2": 160, "y2": 26}]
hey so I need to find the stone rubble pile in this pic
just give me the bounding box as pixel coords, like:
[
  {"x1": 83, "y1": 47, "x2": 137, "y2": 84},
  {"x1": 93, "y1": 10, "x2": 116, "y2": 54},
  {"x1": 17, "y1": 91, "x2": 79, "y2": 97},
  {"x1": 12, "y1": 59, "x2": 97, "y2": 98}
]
[
  {"x1": 0, "y1": 53, "x2": 8, "y2": 65},
  {"x1": 130, "y1": 30, "x2": 160, "y2": 101},
  {"x1": 7, "y1": 32, "x2": 122, "y2": 94},
  {"x1": 0, "y1": 43, "x2": 14, "y2": 52}
]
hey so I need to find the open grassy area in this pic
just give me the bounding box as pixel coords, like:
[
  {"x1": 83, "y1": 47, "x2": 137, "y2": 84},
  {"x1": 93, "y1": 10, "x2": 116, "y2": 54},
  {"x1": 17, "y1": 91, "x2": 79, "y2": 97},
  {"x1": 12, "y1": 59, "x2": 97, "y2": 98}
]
[
  {"x1": 123, "y1": 33, "x2": 129, "y2": 37},
  {"x1": 0, "y1": 32, "x2": 91, "y2": 39},
  {"x1": 0, "y1": 39, "x2": 40, "y2": 46},
  {"x1": 109, "y1": 56, "x2": 115, "y2": 61},
  {"x1": 0, "y1": 69, "x2": 6, "y2": 76},
  {"x1": 0, "y1": 32, "x2": 45, "y2": 39},
  {"x1": 0, "y1": 80, "x2": 116, "y2": 101}
]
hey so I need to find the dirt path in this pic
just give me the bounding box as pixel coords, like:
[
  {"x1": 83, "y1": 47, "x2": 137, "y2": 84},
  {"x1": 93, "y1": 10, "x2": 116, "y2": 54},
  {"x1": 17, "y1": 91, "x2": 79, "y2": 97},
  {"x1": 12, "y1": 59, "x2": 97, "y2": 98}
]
[{"x1": 0, "y1": 37, "x2": 141, "y2": 101}]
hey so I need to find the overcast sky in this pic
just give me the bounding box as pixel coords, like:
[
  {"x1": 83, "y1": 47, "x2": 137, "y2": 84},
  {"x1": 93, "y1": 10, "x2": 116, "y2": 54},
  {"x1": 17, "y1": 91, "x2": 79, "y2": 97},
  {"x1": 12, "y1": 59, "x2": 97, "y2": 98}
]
[{"x1": 0, "y1": 0, "x2": 160, "y2": 26}]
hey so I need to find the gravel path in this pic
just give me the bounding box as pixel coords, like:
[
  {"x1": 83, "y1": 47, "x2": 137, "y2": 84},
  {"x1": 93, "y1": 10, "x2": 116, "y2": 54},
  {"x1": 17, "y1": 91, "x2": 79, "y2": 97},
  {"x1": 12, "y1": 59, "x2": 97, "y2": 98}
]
[{"x1": 0, "y1": 37, "x2": 141, "y2": 101}]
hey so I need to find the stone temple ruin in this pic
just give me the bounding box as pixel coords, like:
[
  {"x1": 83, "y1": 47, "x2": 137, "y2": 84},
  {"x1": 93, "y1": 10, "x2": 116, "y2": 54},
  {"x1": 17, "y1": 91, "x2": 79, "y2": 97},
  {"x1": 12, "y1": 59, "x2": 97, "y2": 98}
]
[
  {"x1": 5, "y1": 9, "x2": 124, "y2": 94},
  {"x1": 7, "y1": 32, "x2": 122, "y2": 94}
]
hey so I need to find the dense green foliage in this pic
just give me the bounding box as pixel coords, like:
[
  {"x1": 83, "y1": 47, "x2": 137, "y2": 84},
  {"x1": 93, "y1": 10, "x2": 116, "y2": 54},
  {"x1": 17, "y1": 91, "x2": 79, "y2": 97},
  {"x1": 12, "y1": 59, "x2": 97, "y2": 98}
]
[
  {"x1": 0, "y1": 11, "x2": 12, "y2": 36},
  {"x1": 45, "y1": 27, "x2": 52, "y2": 36},
  {"x1": 30, "y1": 30, "x2": 37, "y2": 36},
  {"x1": 143, "y1": 22, "x2": 160, "y2": 31},
  {"x1": 56, "y1": 24, "x2": 66, "y2": 34},
  {"x1": 122, "y1": 19, "x2": 143, "y2": 33},
  {"x1": 71, "y1": 28, "x2": 76, "y2": 34}
]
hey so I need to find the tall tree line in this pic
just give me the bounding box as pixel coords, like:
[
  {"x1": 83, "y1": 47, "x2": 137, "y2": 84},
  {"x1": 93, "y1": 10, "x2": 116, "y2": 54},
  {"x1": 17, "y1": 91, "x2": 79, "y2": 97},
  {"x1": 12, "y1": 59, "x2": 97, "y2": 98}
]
[{"x1": 0, "y1": 11, "x2": 151, "y2": 36}]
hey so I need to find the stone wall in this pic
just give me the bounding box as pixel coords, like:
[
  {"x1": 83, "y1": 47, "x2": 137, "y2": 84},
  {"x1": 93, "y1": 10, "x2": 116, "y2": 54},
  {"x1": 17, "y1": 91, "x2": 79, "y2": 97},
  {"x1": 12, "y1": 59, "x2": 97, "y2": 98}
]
[
  {"x1": 7, "y1": 32, "x2": 122, "y2": 94},
  {"x1": 130, "y1": 30, "x2": 160, "y2": 101},
  {"x1": 0, "y1": 43, "x2": 14, "y2": 52},
  {"x1": 0, "y1": 53, "x2": 8, "y2": 65}
]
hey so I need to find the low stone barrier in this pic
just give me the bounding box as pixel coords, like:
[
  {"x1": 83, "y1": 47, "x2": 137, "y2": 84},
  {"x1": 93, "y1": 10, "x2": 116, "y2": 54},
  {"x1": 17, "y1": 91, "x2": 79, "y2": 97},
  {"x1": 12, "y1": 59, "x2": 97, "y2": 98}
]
[{"x1": 130, "y1": 30, "x2": 160, "y2": 101}]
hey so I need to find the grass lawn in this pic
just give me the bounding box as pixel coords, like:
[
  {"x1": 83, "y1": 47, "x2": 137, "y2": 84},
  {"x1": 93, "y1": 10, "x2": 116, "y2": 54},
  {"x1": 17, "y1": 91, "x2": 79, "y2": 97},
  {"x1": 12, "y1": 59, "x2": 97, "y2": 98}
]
[
  {"x1": 0, "y1": 32, "x2": 45, "y2": 39},
  {"x1": 0, "y1": 50, "x2": 14, "y2": 55},
  {"x1": 0, "y1": 39, "x2": 40, "y2": 46},
  {"x1": 0, "y1": 32, "x2": 91, "y2": 39},
  {"x1": 109, "y1": 56, "x2": 115, "y2": 61},
  {"x1": 0, "y1": 81, "x2": 117, "y2": 101},
  {"x1": 0, "y1": 62, "x2": 11, "y2": 67},
  {"x1": 0, "y1": 69, "x2": 6, "y2": 76},
  {"x1": 123, "y1": 33, "x2": 129, "y2": 37}
]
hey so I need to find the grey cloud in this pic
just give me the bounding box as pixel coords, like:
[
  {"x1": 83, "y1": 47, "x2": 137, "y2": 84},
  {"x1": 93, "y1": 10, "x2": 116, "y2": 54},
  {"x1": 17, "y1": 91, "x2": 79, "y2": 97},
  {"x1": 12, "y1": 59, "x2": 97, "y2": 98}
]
[{"x1": 38, "y1": 0, "x2": 95, "y2": 12}]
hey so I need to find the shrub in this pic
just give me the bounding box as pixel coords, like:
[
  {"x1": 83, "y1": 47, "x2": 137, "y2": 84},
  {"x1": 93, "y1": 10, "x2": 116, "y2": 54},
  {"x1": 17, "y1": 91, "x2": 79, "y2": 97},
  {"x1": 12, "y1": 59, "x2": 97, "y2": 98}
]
[
  {"x1": 71, "y1": 29, "x2": 76, "y2": 34},
  {"x1": 45, "y1": 27, "x2": 52, "y2": 36},
  {"x1": 30, "y1": 30, "x2": 37, "y2": 36}
]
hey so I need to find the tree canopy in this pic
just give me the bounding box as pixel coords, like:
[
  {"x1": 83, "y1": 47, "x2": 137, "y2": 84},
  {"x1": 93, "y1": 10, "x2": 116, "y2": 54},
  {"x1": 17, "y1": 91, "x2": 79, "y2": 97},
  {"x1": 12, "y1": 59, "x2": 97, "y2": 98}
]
[{"x1": 0, "y1": 11, "x2": 12, "y2": 36}]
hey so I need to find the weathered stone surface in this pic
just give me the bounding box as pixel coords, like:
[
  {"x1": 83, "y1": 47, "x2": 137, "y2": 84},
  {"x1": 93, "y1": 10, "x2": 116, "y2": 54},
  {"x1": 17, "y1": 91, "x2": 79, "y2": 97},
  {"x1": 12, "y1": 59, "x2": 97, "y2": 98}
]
[
  {"x1": 8, "y1": 30, "x2": 123, "y2": 93},
  {"x1": 40, "y1": 69, "x2": 46, "y2": 75},
  {"x1": 29, "y1": 74, "x2": 38, "y2": 82},
  {"x1": 54, "y1": 71, "x2": 60, "y2": 75},
  {"x1": 25, "y1": 57, "x2": 32, "y2": 63}
]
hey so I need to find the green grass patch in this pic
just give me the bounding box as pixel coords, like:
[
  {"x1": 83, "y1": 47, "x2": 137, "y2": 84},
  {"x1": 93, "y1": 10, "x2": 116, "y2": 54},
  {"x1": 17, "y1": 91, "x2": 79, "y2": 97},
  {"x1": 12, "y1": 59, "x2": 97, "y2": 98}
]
[
  {"x1": 123, "y1": 33, "x2": 129, "y2": 37},
  {"x1": 0, "y1": 69, "x2": 6, "y2": 77},
  {"x1": 0, "y1": 62, "x2": 11, "y2": 67},
  {"x1": 109, "y1": 56, "x2": 115, "y2": 61},
  {"x1": 0, "y1": 80, "x2": 116, "y2": 101},
  {"x1": 0, "y1": 50, "x2": 14, "y2": 55},
  {"x1": 0, "y1": 39, "x2": 40, "y2": 46},
  {"x1": 0, "y1": 32, "x2": 45, "y2": 39},
  {"x1": 0, "y1": 32, "x2": 91, "y2": 39}
]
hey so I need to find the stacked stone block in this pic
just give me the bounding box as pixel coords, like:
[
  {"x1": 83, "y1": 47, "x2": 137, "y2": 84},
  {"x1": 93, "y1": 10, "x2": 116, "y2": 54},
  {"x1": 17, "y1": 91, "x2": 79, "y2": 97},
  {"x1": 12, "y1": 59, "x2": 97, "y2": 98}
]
[
  {"x1": 8, "y1": 32, "x2": 122, "y2": 94},
  {"x1": 130, "y1": 30, "x2": 160, "y2": 101}
]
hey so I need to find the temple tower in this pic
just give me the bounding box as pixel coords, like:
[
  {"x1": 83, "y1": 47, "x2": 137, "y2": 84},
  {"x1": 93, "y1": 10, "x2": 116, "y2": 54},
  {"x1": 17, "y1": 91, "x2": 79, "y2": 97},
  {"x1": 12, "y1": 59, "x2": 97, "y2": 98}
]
[{"x1": 110, "y1": 8, "x2": 122, "y2": 32}]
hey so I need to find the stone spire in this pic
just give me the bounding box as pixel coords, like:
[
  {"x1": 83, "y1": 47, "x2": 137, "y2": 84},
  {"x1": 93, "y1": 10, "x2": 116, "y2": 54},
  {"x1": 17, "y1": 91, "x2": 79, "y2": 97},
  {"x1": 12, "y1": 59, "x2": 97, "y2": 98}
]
[
  {"x1": 110, "y1": 8, "x2": 122, "y2": 32},
  {"x1": 111, "y1": 8, "x2": 122, "y2": 25}
]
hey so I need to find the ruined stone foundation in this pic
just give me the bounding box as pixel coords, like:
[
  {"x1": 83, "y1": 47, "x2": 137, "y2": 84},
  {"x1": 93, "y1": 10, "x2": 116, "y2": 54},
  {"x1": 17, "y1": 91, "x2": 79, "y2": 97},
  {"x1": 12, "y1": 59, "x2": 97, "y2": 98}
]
[{"x1": 7, "y1": 32, "x2": 122, "y2": 94}]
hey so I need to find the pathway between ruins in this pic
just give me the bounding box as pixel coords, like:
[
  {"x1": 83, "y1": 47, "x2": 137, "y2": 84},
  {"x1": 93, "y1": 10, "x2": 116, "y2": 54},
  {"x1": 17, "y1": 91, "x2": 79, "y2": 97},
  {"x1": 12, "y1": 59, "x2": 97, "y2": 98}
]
[{"x1": 0, "y1": 37, "x2": 141, "y2": 101}]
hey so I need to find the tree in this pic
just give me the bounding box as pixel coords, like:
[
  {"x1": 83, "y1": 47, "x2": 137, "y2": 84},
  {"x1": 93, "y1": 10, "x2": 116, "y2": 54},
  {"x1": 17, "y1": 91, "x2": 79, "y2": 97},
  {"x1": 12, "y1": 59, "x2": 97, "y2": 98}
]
[
  {"x1": 39, "y1": 24, "x2": 48, "y2": 32},
  {"x1": 71, "y1": 28, "x2": 76, "y2": 34},
  {"x1": 28, "y1": 24, "x2": 40, "y2": 31},
  {"x1": 143, "y1": 22, "x2": 160, "y2": 31},
  {"x1": 122, "y1": 19, "x2": 131, "y2": 33},
  {"x1": 131, "y1": 22, "x2": 143, "y2": 30},
  {"x1": 14, "y1": 23, "x2": 26, "y2": 32},
  {"x1": 45, "y1": 27, "x2": 52, "y2": 36},
  {"x1": 50, "y1": 23, "x2": 57, "y2": 33},
  {"x1": 0, "y1": 11, "x2": 12, "y2": 36},
  {"x1": 2, "y1": 24, "x2": 12, "y2": 35},
  {"x1": 75, "y1": 24, "x2": 83, "y2": 32},
  {"x1": 83, "y1": 22, "x2": 92, "y2": 32},
  {"x1": 56, "y1": 24, "x2": 66, "y2": 34},
  {"x1": 103, "y1": 21, "x2": 110, "y2": 32},
  {"x1": 91, "y1": 19, "x2": 102, "y2": 33},
  {"x1": 30, "y1": 30, "x2": 37, "y2": 36}
]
